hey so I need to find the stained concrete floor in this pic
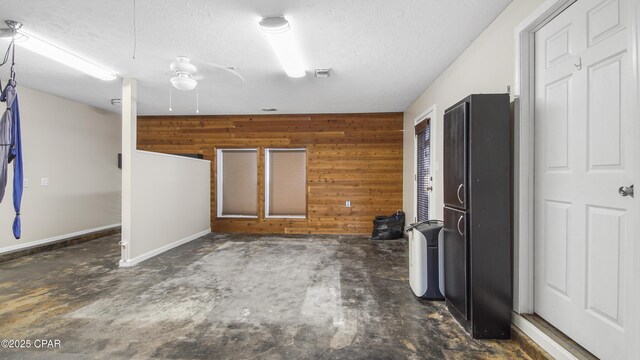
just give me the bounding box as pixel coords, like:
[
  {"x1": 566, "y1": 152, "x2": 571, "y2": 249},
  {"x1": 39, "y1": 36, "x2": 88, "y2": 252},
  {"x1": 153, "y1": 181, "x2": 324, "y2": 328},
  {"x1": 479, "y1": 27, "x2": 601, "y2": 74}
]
[{"x1": 0, "y1": 233, "x2": 531, "y2": 359}]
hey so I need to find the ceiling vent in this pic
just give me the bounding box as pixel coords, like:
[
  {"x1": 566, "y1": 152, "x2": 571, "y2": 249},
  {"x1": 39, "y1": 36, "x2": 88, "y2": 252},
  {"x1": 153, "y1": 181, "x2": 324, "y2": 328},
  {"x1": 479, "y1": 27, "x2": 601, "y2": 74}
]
[{"x1": 315, "y1": 69, "x2": 331, "y2": 78}]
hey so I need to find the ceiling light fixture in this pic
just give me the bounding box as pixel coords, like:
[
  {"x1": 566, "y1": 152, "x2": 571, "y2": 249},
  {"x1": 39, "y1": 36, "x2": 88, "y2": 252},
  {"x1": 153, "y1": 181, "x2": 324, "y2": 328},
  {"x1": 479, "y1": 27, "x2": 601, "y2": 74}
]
[
  {"x1": 170, "y1": 73, "x2": 198, "y2": 91},
  {"x1": 168, "y1": 57, "x2": 200, "y2": 91},
  {"x1": 259, "y1": 17, "x2": 305, "y2": 78},
  {"x1": 0, "y1": 20, "x2": 117, "y2": 81}
]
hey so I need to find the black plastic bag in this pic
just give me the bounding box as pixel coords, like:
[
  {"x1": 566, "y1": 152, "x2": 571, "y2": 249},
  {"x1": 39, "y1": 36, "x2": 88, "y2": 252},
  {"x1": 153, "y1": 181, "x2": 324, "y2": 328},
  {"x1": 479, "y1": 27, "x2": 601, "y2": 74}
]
[{"x1": 371, "y1": 210, "x2": 405, "y2": 240}]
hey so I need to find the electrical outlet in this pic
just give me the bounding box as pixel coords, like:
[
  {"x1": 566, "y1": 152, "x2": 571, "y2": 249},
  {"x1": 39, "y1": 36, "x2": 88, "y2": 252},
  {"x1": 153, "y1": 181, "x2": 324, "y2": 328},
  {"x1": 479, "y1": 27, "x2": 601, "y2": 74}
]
[
  {"x1": 41, "y1": 177, "x2": 49, "y2": 187},
  {"x1": 23, "y1": 178, "x2": 29, "y2": 188},
  {"x1": 345, "y1": 200, "x2": 351, "y2": 208}
]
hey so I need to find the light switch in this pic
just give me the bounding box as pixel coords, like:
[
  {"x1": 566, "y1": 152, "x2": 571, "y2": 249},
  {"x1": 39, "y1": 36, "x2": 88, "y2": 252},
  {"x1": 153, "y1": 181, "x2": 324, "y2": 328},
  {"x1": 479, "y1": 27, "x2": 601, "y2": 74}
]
[
  {"x1": 23, "y1": 178, "x2": 29, "y2": 188},
  {"x1": 41, "y1": 177, "x2": 49, "y2": 187},
  {"x1": 345, "y1": 200, "x2": 351, "y2": 208}
]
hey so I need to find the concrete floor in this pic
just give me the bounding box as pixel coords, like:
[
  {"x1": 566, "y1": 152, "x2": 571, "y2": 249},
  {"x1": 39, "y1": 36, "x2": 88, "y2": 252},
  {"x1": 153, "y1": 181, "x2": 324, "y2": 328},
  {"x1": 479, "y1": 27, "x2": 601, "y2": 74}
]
[{"x1": 0, "y1": 233, "x2": 531, "y2": 359}]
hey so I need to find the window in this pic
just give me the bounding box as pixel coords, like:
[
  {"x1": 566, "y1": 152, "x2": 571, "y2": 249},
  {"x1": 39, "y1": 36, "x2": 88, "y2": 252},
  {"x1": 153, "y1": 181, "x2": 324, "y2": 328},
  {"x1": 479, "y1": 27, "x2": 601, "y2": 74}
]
[
  {"x1": 217, "y1": 149, "x2": 258, "y2": 217},
  {"x1": 415, "y1": 119, "x2": 431, "y2": 222},
  {"x1": 265, "y1": 148, "x2": 306, "y2": 218}
]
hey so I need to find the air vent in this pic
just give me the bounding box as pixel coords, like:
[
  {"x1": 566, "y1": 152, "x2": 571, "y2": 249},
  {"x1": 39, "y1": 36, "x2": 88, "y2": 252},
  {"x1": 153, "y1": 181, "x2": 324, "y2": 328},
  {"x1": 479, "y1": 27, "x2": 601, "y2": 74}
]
[
  {"x1": 110, "y1": 98, "x2": 122, "y2": 106},
  {"x1": 261, "y1": 108, "x2": 277, "y2": 112},
  {"x1": 315, "y1": 68, "x2": 331, "y2": 78}
]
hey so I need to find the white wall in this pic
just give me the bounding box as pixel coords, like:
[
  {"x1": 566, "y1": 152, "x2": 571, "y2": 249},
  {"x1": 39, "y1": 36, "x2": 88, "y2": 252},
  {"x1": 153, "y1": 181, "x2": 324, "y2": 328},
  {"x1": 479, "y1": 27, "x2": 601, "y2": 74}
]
[
  {"x1": 0, "y1": 86, "x2": 121, "y2": 253},
  {"x1": 119, "y1": 78, "x2": 210, "y2": 267},
  {"x1": 403, "y1": 0, "x2": 544, "y2": 222},
  {"x1": 125, "y1": 151, "x2": 210, "y2": 263}
]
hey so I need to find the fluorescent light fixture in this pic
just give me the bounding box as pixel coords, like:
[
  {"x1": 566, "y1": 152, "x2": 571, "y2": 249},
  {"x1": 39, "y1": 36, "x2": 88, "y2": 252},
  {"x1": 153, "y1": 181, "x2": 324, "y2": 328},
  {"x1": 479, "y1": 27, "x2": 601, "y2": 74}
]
[
  {"x1": 259, "y1": 17, "x2": 305, "y2": 78},
  {"x1": 14, "y1": 30, "x2": 118, "y2": 81}
]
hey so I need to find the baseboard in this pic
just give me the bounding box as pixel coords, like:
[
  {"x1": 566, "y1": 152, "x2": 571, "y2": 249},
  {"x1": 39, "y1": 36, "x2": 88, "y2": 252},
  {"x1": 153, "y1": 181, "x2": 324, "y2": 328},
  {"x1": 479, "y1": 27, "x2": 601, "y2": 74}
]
[
  {"x1": 512, "y1": 312, "x2": 578, "y2": 360},
  {"x1": 0, "y1": 224, "x2": 121, "y2": 258},
  {"x1": 119, "y1": 228, "x2": 211, "y2": 267}
]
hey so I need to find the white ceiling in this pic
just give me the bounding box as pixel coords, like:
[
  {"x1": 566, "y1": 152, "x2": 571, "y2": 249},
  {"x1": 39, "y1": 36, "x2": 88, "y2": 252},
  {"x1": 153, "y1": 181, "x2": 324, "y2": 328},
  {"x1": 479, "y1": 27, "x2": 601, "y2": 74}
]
[{"x1": 0, "y1": 0, "x2": 512, "y2": 115}]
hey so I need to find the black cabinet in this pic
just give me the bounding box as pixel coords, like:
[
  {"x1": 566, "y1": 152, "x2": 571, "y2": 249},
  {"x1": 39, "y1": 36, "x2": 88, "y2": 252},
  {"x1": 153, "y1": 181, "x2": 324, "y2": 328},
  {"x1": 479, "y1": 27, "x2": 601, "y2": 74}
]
[
  {"x1": 443, "y1": 101, "x2": 468, "y2": 209},
  {"x1": 443, "y1": 207, "x2": 468, "y2": 320},
  {"x1": 443, "y1": 94, "x2": 512, "y2": 339}
]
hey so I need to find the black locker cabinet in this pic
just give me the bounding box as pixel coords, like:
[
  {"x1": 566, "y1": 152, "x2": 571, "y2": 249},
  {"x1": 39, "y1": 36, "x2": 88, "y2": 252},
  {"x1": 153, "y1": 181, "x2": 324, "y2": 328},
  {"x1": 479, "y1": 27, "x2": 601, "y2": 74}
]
[{"x1": 443, "y1": 94, "x2": 512, "y2": 339}]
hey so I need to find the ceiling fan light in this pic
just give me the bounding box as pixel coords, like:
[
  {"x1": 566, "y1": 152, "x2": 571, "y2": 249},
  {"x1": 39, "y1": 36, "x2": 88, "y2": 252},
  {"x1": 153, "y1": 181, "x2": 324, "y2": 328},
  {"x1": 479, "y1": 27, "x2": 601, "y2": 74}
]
[{"x1": 170, "y1": 74, "x2": 197, "y2": 91}]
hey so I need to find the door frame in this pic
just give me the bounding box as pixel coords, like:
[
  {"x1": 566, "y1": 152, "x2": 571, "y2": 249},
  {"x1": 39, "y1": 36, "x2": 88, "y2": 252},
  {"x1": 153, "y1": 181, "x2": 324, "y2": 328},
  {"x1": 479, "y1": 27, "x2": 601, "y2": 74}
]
[
  {"x1": 413, "y1": 105, "x2": 437, "y2": 222},
  {"x1": 513, "y1": 0, "x2": 640, "y2": 357}
]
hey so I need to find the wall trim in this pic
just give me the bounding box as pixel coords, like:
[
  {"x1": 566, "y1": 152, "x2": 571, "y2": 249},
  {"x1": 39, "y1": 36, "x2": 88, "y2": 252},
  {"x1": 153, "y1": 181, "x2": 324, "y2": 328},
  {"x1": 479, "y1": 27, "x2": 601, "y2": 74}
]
[
  {"x1": 512, "y1": 313, "x2": 578, "y2": 360},
  {"x1": 0, "y1": 223, "x2": 121, "y2": 255},
  {"x1": 512, "y1": 0, "x2": 576, "y2": 315},
  {"x1": 629, "y1": 2, "x2": 640, "y2": 358},
  {"x1": 118, "y1": 228, "x2": 210, "y2": 267}
]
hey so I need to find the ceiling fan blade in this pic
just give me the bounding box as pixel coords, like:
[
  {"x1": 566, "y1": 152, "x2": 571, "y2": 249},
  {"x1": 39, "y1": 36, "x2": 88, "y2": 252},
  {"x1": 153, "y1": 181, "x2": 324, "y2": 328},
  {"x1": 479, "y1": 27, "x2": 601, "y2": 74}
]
[
  {"x1": 202, "y1": 62, "x2": 245, "y2": 83},
  {"x1": 225, "y1": 67, "x2": 245, "y2": 83}
]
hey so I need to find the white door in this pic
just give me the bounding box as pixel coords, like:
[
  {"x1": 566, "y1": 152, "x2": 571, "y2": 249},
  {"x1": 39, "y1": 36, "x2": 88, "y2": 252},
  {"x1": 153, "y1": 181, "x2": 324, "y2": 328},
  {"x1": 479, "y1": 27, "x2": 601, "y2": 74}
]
[
  {"x1": 414, "y1": 118, "x2": 433, "y2": 222},
  {"x1": 534, "y1": 0, "x2": 636, "y2": 358}
]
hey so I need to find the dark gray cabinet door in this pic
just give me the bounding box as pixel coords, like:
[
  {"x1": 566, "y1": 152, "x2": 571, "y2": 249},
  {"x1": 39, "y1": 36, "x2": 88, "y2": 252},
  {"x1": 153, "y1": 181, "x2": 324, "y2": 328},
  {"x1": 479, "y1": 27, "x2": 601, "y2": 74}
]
[
  {"x1": 443, "y1": 102, "x2": 467, "y2": 209},
  {"x1": 444, "y1": 206, "x2": 468, "y2": 320}
]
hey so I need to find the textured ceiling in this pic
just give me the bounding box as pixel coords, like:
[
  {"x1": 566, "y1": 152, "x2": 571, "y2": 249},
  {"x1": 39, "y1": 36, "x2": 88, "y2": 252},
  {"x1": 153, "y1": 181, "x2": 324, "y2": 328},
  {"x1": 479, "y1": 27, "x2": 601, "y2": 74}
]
[{"x1": 0, "y1": 0, "x2": 512, "y2": 115}]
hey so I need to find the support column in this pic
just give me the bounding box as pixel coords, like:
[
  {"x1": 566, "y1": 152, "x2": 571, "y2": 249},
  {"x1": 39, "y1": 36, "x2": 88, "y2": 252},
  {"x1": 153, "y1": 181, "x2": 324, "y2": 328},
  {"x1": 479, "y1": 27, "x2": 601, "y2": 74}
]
[{"x1": 120, "y1": 78, "x2": 137, "y2": 266}]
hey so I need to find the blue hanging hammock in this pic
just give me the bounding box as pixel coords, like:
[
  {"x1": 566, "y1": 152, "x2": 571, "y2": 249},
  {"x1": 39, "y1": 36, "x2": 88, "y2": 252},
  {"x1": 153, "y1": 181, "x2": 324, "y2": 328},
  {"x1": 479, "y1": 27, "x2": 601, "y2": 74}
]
[{"x1": 1, "y1": 80, "x2": 23, "y2": 239}]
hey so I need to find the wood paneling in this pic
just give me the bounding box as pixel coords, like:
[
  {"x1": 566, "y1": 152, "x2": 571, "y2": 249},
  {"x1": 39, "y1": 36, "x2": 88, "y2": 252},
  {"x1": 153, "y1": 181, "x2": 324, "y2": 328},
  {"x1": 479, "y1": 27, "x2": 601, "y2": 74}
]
[{"x1": 137, "y1": 113, "x2": 403, "y2": 234}]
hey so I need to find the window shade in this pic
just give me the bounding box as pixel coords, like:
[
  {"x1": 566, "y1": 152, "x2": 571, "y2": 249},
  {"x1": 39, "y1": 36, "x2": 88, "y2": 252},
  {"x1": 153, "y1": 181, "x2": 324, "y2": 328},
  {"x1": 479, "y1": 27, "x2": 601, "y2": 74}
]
[
  {"x1": 221, "y1": 150, "x2": 258, "y2": 216},
  {"x1": 268, "y1": 150, "x2": 306, "y2": 216}
]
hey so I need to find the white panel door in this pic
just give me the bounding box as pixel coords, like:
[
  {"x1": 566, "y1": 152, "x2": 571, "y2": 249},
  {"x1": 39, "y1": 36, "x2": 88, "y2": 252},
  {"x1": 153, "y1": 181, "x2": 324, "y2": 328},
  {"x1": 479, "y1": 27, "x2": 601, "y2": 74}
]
[{"x1": 534, "y1": 0, "x2": 636, "y2": 358}]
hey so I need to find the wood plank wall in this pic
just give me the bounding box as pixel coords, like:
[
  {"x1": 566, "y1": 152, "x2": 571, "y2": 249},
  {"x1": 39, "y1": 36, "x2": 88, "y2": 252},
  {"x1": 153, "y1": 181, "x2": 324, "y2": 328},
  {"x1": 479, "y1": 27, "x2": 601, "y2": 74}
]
[{"x1": 137, "y1": 113, "x2": 403, "y2": 234}]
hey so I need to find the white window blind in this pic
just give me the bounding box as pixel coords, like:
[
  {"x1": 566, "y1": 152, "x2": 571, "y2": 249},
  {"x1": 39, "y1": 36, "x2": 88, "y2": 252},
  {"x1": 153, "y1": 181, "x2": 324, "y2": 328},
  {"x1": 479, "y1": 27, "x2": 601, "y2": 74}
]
[
  {"x1": 416, "y1": 121, "x2": 430, "y2": 221},
  {"x1": 217, "y1": 149, "x2": 258, "y2": 217},
  {"x1": 266, "y1": 149, "x2": 306, "y2": 217}
]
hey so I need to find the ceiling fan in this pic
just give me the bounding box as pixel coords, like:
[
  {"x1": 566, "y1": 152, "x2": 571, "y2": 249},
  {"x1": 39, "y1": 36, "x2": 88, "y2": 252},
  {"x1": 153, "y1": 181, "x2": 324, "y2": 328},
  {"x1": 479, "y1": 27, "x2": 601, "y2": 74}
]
[
  {"x1": 167, "y1": 56, "x2": 201, "y2": 91},
  {"x1": 166, "y1": 56, "x2": 244, "y2": 91}
]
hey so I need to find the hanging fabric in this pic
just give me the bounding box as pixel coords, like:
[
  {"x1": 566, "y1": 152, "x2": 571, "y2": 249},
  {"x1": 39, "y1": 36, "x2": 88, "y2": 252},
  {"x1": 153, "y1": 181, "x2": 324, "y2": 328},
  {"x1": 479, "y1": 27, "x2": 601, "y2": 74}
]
[
  {"x1": 0, "y1": 81, "x2": 11, "y2": 203},
  {"x1": 9, "y1": 80, "x2": 23, "y2": 239},
  {"x1": 0, "y1": 39, "x2": 15, "y2": 203},
  {"x1": 0, "y1": 36, "x2": 24, "y2": 239},
  {"x1": 1, "y1": 80, "x2": 23, "y2": 239}
]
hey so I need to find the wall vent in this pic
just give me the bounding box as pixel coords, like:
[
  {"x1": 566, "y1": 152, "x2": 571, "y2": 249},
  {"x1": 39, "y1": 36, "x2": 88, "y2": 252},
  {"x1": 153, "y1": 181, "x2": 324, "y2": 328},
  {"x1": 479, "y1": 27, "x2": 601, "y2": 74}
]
[{"x1": 314, "y1": 69, "x2": 331, "y2": 78}]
